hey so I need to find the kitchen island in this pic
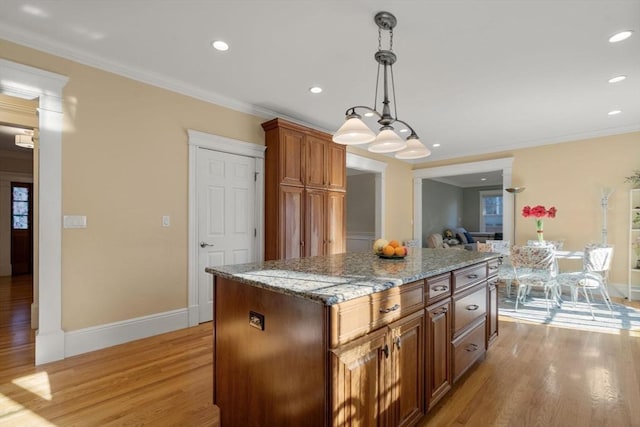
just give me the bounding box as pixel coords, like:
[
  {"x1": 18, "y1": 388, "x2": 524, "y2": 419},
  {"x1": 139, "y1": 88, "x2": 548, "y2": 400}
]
[{"x1": 206, "y1": 249, "x2": 500, "y2": 427}]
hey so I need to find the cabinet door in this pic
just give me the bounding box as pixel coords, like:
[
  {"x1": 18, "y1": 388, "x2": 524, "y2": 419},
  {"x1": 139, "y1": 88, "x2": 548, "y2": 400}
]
[
  {"x1": 327, "y1": 191, "x2": 346, "y2": 255},
  {"x1": 426, "y1": 298, "x2": 452, "y2": 409},
  {"x1": 305, "y1": 189, "x2": 326, "y2": 257},
  {"x1": 306, "y1": 135, "x2": 327, "y2": 188},
  {"x1": 389, "y1": 310, "x2": 425, "y2": 427},
  {"x1": 280, "y1": 128, "x2": 305, "y2": 186},
  {"x1": 331, "y1": 328, "x2": 389, "y2": 427},
  {"x1": 328, "y1": 142, "x2": 346, "y2": 190},
  {"x1": 280, "y1": 185, "x2": 304, "y2": 259},
  {"x1": 487, "y1": 279, "x2": 499, "y2": 347}
]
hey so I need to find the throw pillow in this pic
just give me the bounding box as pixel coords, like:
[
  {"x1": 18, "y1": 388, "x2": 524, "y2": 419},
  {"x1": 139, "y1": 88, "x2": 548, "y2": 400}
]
[
  {"x1": 456, "y1": 232, "x2": 468, "y2": 244},
  {"x1": 463, "y1": 231, "x2": 475, "y2": 243}
]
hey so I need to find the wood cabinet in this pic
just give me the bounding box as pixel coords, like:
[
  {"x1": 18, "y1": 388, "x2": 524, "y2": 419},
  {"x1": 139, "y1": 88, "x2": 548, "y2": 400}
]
[
  {"x1": 426, "y1": 298, "x2": 451, "y2": 409},
  {"x1": 331, "y1": 310, "x2": 425, "y2": 427},
  {"x1": 327, "y1": 191, "x2": 346, "y2": 255},
  {"x1": 279, "y1": 185, "x2": 304, "y2": 259},
  {"x1": 211, "y1": 256, "x2": 499, "y2": 426},
  {"x1": 451, "y1": 262, "x2": 488, "y2": 383},
  {"x1": 331, "y1": 327, "x2": 388, "y2": 426},
  {"x1": 263, "y1": 118, "x2": 346, "y2": 260},
  {"x1": 486, "y1": 258, "x2": 500, "y2": 347}
]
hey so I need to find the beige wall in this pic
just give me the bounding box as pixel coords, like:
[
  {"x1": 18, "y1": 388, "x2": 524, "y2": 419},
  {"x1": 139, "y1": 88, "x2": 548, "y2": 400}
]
[
  {"x1": 414, "y1": 132, "x2": 640, "y2": 289},
  {"x1": 2, "y1": 39, "x2": 266, "y2": 330},
  {"x1": 3, "y1": 38, "x2": 638, "y2": 333}
]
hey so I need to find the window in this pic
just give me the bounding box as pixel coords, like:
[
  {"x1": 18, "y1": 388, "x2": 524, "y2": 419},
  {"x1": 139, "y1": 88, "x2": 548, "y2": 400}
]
[
  {"x1": 480, "y1": 190, "x2": 503, "y2": 233},
  {"x1": 12, "y1": 185, "x2": 30, "y2": 230}
]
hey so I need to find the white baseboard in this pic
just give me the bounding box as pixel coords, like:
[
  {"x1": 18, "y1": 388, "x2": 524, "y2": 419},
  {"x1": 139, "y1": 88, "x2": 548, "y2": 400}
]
[
  {"x1": 31, "y1": 302, "x2": 38, "y2": 329},
  {"x1": 188, "y1": 304, "x2": 199, "y2": 327},
  {"x1": 65, "y1": 308, "x2": 190, "y2": 358},
  {"x1": 608, "y1": 282, "x2": 630, "y2": 299}
]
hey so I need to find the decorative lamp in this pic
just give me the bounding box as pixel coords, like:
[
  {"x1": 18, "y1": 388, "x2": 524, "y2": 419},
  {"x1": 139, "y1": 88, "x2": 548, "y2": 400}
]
[
  {"x1": 333, "y1": 11, "x2": 430, "y2": 159},
  {"x1": 395, "y1": 137, "x2": 432, "y2": 160},
  {"x1": 505, "y1": 187, "x2": 525, "y2": 244}
]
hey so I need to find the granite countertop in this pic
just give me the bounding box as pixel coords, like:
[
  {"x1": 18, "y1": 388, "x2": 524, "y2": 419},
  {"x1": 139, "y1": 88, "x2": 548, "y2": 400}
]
[{"x1": 206, "y1": 249, "x2": 499, "y2": 306}]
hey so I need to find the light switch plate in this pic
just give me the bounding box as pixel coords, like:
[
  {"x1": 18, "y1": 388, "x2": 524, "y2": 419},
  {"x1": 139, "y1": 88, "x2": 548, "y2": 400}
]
[
  {"x1": 162, "y1": 215, "x2": 170, "y2": 227},
  {"x1": 63, "y1": 215, "x2": 87, "y2": 228}
]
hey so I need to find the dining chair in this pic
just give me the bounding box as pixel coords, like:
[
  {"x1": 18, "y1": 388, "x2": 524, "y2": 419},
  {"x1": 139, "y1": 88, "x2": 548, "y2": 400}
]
[
  {"x1": 485, "y1": 240, "x2": 515, "y2": 297},
  {"x1": 554, "y1": 245, "x2": 614, "y2": 319},
  {"x1": 510, "y1": 245, "x2": 559, "y2": 314},
  {"x1": 527, "y1": 239, "x2": 565, "y2": 250}
]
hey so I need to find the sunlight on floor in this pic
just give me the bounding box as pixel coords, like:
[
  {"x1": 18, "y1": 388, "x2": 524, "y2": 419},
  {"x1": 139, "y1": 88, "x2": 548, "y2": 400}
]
[
  {"x1": 12, "y1": 371, "x2": 52, "y2": 401},
  {"x1": 0, "y1": 392, "x2": 56, "y2": 425}
]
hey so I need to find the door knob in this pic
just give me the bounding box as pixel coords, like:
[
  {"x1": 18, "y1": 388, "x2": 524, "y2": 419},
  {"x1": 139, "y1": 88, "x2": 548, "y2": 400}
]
[{"x1": 200, "y1": 242, "x2": 214, "y2": 248}]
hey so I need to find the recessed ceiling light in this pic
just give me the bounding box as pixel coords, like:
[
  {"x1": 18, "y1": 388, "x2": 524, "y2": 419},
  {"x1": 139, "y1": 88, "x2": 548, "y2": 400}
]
[
  {"x1": 309, "y1": 86, "x2": 322, "y2": 94},
  {"x1": 481, "y1": 178, "x2": 487, "y2": 181},
  {"x1": 399, "y1": 128, "x2": 409, "y2": 133},
  {"x1": 609, "y1": 30, "x2": 633, "y2": 43},
  {"x1": 608, "y1": 75, "x2": 627, "y2": 83},
  {"x1": 364, "y1": 112, "x2": 375, "y2": 117},
  {"x1": 608, "y1": 109, "x2": 622, "y2": 116},
  {"x1": 212, "y1": 40, "x2": 229, "y2": 51},
  {"x1": 432, "y1": 143, "x2": 441, "y2": 148}
]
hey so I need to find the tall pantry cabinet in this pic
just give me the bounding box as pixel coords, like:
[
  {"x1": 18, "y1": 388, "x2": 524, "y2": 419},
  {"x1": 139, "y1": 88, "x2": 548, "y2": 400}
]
[{"x1": 262, "y1": 118, "x2": 346, "y2": 260}]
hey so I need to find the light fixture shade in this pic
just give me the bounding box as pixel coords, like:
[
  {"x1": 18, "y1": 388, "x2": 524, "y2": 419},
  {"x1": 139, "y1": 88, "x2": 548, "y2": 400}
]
[
  {"x1": 332, "y1": 117, "x2": 376, "y2": 145},
  {"x1": 15, "y1": 134, "x2": 34, "y2": 149},
  {"x1": 394, "y1": 138, "x2": 431, "y2": 159},
  {"x1": 367, "y1": 129, "x2": 407, "y2": 153}
]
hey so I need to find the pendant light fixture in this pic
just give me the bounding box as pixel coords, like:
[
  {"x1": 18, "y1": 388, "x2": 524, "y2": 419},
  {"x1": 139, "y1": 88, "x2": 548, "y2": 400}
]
[{"x1": 333, "y1": 11, "x2": 431, "y2": 160}]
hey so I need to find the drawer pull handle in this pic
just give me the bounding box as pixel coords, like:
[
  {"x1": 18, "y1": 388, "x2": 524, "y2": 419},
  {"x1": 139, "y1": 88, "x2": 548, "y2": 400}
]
[
  {"x1": 379, "y1": 304, "x2": 400, "y2": 314},
  {"x1": 382, "y1": 344, "x2": 389, "y2": 359},
  {"x1": 432, "y1": 307, "x2": 448, "y2": 320},
  {"x1": 432, "y1": 285, "x2": 449, "y2": 292},
  {"x1": 466, "y1": 304, "x2": 480, "y2": 311},
  {"x1": 466, "y1": 274, "x2": 479, "y2": 279},
  {"x1": 465, "y1": 343, "x2": 479, "y2": 352},
  {"x1": 395, "y1": 337, "x2": 401, "y2": 351},
  {"x1": 489, "y1": 266, "x2": 498, "y2": 271}
]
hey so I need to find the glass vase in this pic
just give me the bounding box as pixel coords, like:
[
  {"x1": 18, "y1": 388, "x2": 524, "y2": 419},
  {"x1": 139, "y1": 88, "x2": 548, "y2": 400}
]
[{"x1": 536, "y1": 219, "x2": 544, "y2": 243}]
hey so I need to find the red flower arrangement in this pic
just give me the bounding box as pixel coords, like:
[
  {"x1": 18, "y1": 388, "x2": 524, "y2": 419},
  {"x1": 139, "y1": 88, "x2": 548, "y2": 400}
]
[{"x1": 522, "y1": 205, "x2": 557, "y2": 242}]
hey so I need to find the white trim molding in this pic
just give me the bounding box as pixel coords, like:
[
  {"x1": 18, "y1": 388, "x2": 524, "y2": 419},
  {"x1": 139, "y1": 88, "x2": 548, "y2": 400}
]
[
  {"x1": 412, "y1": 158, "x2": 514, "y2": 247},
  {"x1": 65, "y1": 309, "x2": 188, "y2": 357},
  {"x1": 187, "y1": 129, "x2": 266, "y2": 326},
  {"x1": 346, "y1": 152, "x2": 387, "y2": 239},
  {"x1": 0, "y1": 59, "x2": 69, "y2": 365}
]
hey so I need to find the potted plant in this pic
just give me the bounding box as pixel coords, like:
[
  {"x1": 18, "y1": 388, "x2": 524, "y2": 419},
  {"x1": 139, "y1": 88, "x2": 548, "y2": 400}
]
[{"x1": 625, "y1": 170, "x2": 640, "y2": 188}]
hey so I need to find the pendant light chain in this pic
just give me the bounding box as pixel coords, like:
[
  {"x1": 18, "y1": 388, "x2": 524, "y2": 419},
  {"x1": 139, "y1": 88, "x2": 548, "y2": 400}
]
[{"x1": 332, "y1": 11, "x2": 431, "y2": 159}]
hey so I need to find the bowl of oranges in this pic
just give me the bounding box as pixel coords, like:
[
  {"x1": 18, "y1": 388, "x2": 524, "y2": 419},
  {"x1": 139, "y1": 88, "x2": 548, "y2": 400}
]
[{"x1": 373, "y1": 239, "x2": 408, "y2": 259}]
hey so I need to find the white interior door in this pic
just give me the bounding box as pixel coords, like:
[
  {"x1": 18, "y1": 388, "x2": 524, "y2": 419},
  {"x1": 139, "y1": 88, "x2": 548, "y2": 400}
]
[{"x1": 197, "y1": 148, "x2": 256, "y2": 322}]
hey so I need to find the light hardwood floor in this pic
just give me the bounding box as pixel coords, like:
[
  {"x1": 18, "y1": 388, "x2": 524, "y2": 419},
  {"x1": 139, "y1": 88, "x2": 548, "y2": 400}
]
[{"x1": 1, "y1": 275, "x2": 639, "y2": 426}]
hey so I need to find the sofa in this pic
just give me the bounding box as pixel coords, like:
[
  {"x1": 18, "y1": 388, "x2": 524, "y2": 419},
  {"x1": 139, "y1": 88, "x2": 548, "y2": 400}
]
[{"x1": 425, "y1": 233, "x2": 474, "y2": 250}]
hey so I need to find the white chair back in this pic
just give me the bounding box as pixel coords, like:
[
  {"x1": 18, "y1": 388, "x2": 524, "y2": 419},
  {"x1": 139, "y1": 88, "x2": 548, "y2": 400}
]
[
  {"x1": 527, "y1": 239, "x2": 564, "y2": 250},
  {"x1": 511, "y1": 245, "x2": 555, "y2": 273},
  {"x1": 486, "y1": 240, "x2": 510, "y2": 256},
  {"x1": 476, "y1": 242, "x2": 491, "y2": 252},
  {"x1": 584, "y1": 246, "x2": 614, "y2": 274}
]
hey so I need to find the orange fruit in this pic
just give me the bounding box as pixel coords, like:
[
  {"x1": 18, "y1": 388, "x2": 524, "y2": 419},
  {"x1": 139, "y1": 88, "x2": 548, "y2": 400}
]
[
  {"x1": 388, "y1": 239, "x2": 400, "y2": 248},
  {"x1": 382, "y1": 245, "x2": 396, "y2": 256},
  {"x1": 394, "y1": 246, "x2": 406, "y2": 257}
]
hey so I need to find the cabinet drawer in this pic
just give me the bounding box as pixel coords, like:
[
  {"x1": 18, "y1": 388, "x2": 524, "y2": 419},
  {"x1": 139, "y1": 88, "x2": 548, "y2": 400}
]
[
  {"x1": 452, "y1": 320, "x2": 486, "y2": 382},
  {"x1": 453, "y1": 263, "x2": 487, "y2": 292},
  {"x1": 487, "y1": 259, "x2": 500, "y2": 278},
  {"x1": 453, "y1": 284, "x2": 487, "y2": 336},
  {"x1": 426, "y1": 273, "x2": 451, "y2": 304},
  {"x1": 330, "y1": 281, "x2": 424, "y2": 347}
]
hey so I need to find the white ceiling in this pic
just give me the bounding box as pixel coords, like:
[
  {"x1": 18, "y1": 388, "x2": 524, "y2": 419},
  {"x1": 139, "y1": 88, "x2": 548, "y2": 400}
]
[{"x1": 0, "y1": 1, "x2": 638, "y2": 163}]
